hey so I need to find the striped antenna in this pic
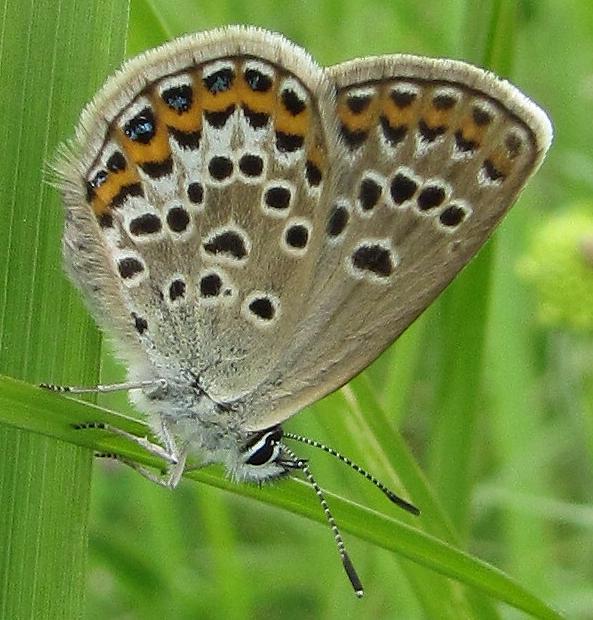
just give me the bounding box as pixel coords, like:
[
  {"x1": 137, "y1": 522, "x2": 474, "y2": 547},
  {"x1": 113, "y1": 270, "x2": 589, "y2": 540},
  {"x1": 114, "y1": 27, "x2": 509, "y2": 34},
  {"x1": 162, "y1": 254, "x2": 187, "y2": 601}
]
[
  {"x1": 281, "y1": 444, "x2": 364, "y2": 598},
  {"x1": 283, "y1": 432, "x2": 419, "y2": 516}
]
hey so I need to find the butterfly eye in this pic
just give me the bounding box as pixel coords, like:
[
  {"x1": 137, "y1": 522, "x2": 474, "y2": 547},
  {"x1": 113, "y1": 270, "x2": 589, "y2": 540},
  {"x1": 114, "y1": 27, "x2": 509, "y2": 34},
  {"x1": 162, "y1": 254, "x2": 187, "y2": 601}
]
[
  {"x1": 245, "y1": 440, "x2": 275, "y2": 465},
  {"x1": 243, "y1": 428, "x2": 283, "y2": 466}
]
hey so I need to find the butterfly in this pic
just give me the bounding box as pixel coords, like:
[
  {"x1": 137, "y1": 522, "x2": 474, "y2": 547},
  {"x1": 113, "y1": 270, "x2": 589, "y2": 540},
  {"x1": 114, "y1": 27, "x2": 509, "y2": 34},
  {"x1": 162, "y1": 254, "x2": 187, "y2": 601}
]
[{"x1": 50, "y1": 25, "x2": 552, "y2": 595}]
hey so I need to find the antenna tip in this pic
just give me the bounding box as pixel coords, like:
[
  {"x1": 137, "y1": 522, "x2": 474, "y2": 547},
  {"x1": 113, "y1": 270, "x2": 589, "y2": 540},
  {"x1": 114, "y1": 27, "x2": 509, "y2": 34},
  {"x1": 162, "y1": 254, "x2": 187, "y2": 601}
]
[
  {"x1": 386, "y1": 490, "x2": 421, "y2": 516},
  {"x1": 342, "y1": 551, "x2": 364, "y2": 597}
]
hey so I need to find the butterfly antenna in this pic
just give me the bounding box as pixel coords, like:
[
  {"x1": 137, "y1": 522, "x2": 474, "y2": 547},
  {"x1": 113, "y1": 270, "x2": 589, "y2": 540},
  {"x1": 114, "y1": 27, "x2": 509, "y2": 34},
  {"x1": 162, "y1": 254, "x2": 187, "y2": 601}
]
[
  {"x1": 281, "y1": 445, "x2": 364, "y2": 598},
  {"x1": 283, "y1": 432, "x2": 419, "y2": 516}
]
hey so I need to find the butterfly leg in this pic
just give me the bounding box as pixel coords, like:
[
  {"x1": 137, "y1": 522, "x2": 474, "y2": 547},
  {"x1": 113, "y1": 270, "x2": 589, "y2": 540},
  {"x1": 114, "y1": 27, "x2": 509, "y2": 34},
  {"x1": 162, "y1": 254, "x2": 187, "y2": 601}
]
[
  {"x1": 72, "y1": 415, "x2": 187, "y2": 487},
  {"x1": 87, "y1": 418, "x2": 187, "y2": 488},
  {"x1": 122, "y1": 450, "x2": 187, "y2": 489},
  {"x1": 125, "y1": 419, "x2": 190, "y2": 488},
  {"x1": 41, "y1": 378, "x2": 168, "y2": 394},
  {"x1": 45, "y1": 379, "x2": 186, "y2": 483},
  {"x1": 72, "y1": 421, "x2": 179, "y2": 465},
  {"x1": 95, "y1": 450, "x2": 188, "y2": 489},
  {"x1": 107, "y1": 423, "x2": 181, "y2": 464}
]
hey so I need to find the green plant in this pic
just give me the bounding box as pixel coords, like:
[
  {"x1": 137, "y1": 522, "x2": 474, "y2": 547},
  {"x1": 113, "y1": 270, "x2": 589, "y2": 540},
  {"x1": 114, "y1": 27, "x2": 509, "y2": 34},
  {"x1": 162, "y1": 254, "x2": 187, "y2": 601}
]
[{"x1": 2, "y1": 1, "x2": 590, "y2": 618}]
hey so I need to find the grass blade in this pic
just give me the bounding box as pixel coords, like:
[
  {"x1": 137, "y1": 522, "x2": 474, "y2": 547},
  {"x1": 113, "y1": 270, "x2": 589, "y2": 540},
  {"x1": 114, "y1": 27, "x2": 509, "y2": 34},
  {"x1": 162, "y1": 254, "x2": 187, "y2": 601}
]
[
  {"x1": 0, "y1": 375, "x2": 564, "y2": 619},
  {"x1": 0, "y1": 0, "x2": 128, "y2": 617}
]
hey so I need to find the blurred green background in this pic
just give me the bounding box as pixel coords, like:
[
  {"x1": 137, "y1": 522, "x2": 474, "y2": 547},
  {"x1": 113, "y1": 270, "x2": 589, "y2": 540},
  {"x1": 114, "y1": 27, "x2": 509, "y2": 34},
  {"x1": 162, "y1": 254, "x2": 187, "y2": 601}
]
[{"x1": 2, "y1": 0, "x2": 593, "y2": 619}]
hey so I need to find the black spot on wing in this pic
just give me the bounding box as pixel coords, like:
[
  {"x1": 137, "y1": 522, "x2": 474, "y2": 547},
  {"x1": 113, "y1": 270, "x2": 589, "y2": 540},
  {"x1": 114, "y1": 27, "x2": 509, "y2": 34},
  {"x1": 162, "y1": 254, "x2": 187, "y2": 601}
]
[
  {"x1": 244, "y1": 68, "x2": 272, "y2": 92},
  {"x1": 203, "y1": 67, "x2": 234, "y2": 93},
  {"x1": 440, "y1": 204, "x2": 467, "y2": 227},
  {"x1": 432, "y1": 93, "x2": 457, "y2": 110},
  {"x1": 140, "y1": 157, "x2": 173, "y2": 178},
  {"x1": 129, "y1": 213, "x2": 162, "y2": 236},
  {"x1": 203, "y1": 231, "x2": 248, "y2": 260},
  {"x1": 200, "y1": 273, "x2": 222, "y2": 297},
  {"x1": 482, "y1": 159, "x2": 506, "y2": 182},
  {"x1": 281, "y1": 89, "x2": 306, "y2": 115},
  {"x1": 264, "y1": 186, "x2": 291, "y2": 211},
  {"x1": 417, "y1": 185, "x2": 446, "y2": 211},
  {"x1": 242, "y1": 106, "x2": 270, "y2": 129},
  {"x1": 455, "y1": 130, "x2": 478, "y2": 153},
  {"x1": 358, "y1": 177, "x2": 382, "y2": 211},
  {"x1": 106, "y1": 152, "x2": 126, "y2": 172},
  {"x1": 166, "y1": 206, "x2": 190, "y2": 233},
  {"x1": 340, "y1": 124, "x2": 367, "y2": 149},
  {"x1": 305, "y1": 160, "x2": 322, "y2": 187},
  {"x1": 346, "y1": 94, "x2": 372, "y2": 114},
  {"x1": 351, "y1": 245, "x2": 394, "y2": 278},
  {"x1": 205, "y1": 104, "x2": 236, "y2": 128},
  {"x1": 208, "y1": 156, "x2": 234, "y2": 181},
  {"x1": 98, "y1": 212, "x2": 113, "y2": 228},
  {"x1": 285, "y1": 225, "x2": 309, "y2": 249},
  {"x1": 472, "y1": 106, "x2": 493, "y2": 126},
  {"x1": 162, "y1": 85, "x2": 193, "y2": 113},
  {"x1": 418, "y1": 120, "x2": 446, "y2": 142},
  {"x1": 327, "y1": 205, "x2": 349, "y2": 237},
  {"x1": 239, "y1": 154, "x2": 264, "y2": 177},
  {"x1": 249, "y1": 297, "x2": 275, "y2": 321},
  {"x1": 169, "y1": 127, "x2": 201, "y2": 150},
  {"x1": 111, "y1": 183, "x2": 144, "y2": 209},
  {"x1": 380, "y1": 116, "x2": 407, "y2": 146},
  {"x1": 187, "y1": 182, "x2": 204, "y2": 204},
  {"x1": 169, "y1": 279, "x2": 186, "y2": 301},
  {"x1": 131, "y1": 312, "x2": 148, "y2": 334},
  {"x1": 390, "y1": 173, "x2": 417, "y2": 205},
  {"x1": 390, "y1": 89, "x2": 416, "y2": 108},
  {"x1": 117, "y1": 257, "x2": 144, "y2": 279},
  {"x1": 124, "y1": 107, "x2": 156, "y2": 144},
  {"x1": 275, "y1": 131, "x2": 304, "y2": 152}
]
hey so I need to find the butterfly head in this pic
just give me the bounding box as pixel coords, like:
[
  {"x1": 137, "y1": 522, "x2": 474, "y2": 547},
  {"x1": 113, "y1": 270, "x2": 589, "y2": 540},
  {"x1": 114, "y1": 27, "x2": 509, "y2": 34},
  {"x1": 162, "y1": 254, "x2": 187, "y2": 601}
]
[{"x1": 230, "y1": 425, "x2": 294, "y2": 483}]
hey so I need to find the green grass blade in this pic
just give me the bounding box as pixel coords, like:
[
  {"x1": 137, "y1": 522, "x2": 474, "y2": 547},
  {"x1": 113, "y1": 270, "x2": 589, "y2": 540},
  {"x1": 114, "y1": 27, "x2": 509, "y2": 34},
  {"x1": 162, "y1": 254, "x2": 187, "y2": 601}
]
[
  {"x1": 2, "y1": 1, "x2": 575, "y2": 617},
  {"x1": 0, "y1": 376, "x2": 564, "y2": 619},
  {"x1": 0, "y1": 0, "x2": 128, "y2": 617}
]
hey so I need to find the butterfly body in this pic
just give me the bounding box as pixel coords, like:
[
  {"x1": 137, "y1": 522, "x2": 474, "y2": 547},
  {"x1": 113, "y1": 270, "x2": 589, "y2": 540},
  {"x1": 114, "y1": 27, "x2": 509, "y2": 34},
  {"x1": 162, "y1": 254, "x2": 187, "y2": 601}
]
[
  {"x1": 55, "y1": 26, "x2": 551, "y2": 483},
  {"x1": 127, "y1": 372, "x2": 289, "y2": 482}
]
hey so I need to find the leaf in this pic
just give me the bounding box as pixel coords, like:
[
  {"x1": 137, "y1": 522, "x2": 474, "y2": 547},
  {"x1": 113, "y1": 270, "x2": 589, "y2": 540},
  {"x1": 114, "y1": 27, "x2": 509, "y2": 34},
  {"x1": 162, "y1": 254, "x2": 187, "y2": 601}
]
[
  {"x1": 0, "y1": 1, "x2": 128, "y2": 617},
  {"x1": 0, "y1": 375, "x2": 564, "y2": 620}
]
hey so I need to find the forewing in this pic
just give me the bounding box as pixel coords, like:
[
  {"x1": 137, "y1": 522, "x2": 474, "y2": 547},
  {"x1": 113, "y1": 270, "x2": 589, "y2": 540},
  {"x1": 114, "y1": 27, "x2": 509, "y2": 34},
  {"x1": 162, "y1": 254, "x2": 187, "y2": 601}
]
[{"x1": 246, "y1": 54, "x2": 552, "y2": 430}]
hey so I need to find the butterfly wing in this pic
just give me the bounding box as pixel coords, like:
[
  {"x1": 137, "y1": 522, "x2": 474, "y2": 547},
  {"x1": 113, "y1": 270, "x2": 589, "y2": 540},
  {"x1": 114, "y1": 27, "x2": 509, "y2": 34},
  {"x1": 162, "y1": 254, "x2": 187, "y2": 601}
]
[
  {"x1": 244, "y1": 54, "x2": 552, "y2": 430},
  {"x1": 57, "y1": 27, "x2": 341, "y2": 400},
  {"x1": 56, "y1": 28, "x2": 551, "y2": 430}
]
